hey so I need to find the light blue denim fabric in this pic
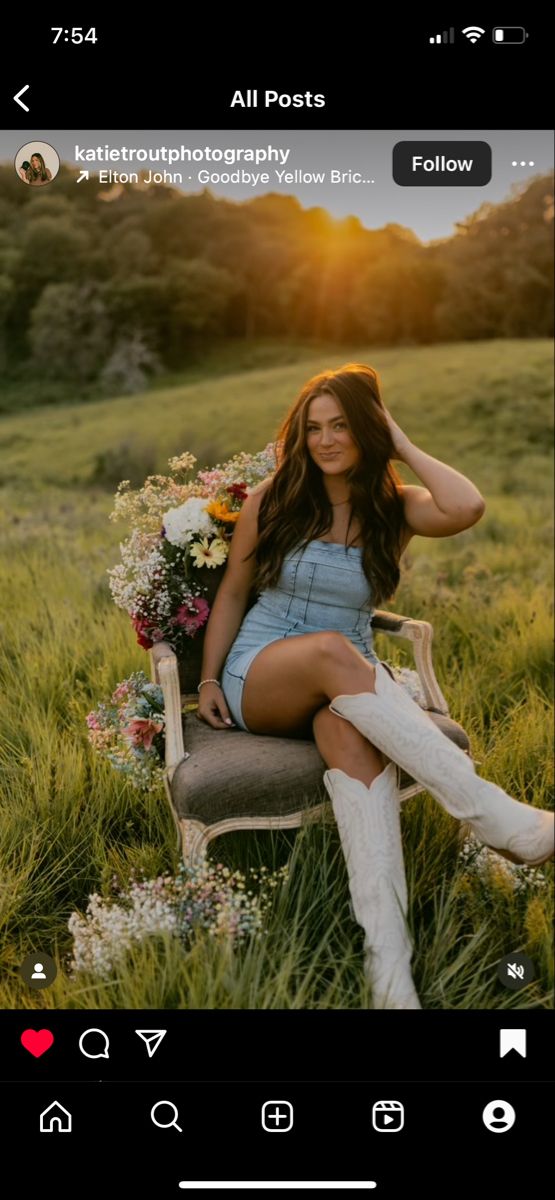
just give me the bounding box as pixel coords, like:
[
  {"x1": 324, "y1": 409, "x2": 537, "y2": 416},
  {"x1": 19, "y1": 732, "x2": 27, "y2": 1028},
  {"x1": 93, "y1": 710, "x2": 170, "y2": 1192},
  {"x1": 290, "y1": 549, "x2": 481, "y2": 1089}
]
[{"x1": 221, "y1": 539, "x2": 380, "y2": 732}]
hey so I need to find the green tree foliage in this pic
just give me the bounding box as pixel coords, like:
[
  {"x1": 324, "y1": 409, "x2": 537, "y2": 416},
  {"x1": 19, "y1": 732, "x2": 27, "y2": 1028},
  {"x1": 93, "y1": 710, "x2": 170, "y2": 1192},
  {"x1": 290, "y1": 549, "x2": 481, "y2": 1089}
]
[
  {"x1": 164, "y1": 258, "x2": 237, "y2": 337},
  {"x1": 0, "y1": 163, "x2": 552, "y2": 394},
  {"x1": 434, "y1": 177, "x2": 554, "y2": 339},
  {"x1": 29, "y1": 283, "x2": 111, "y2": 381}
]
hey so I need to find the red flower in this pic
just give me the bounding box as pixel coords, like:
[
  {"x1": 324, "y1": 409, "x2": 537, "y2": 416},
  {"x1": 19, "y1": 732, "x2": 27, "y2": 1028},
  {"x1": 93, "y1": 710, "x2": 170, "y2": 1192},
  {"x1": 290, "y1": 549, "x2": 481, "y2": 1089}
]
[
  {"x1": 131, "y1": 615, "x2": 154, "y2": 650},
  {"x1": 226, "y1": 482, "x2": 248, "y2": 500}
]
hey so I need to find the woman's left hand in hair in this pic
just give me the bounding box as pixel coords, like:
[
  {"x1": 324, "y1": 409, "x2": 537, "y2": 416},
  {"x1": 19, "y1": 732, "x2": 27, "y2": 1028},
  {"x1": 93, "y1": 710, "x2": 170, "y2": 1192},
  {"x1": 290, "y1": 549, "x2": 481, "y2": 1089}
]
[{"x1": 382, "y1": 407, "x2": 412, "y2": 461}]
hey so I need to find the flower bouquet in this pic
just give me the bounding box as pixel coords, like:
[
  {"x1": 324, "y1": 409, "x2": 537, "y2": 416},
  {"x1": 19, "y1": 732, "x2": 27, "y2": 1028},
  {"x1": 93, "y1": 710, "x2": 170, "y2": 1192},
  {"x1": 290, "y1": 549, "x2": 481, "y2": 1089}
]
[
  {"x1": 107, "y1": 444, "x2": 277, "y2": 659},
  {"x1": 86, "y1": 671, "x2": 166, "y2": 791},
  {"x1": 88, "y1": 445, "x2": 275, "y2": 788},
  {"x1": 68, "y1": 861, "x2": 289, "y2": 980}
]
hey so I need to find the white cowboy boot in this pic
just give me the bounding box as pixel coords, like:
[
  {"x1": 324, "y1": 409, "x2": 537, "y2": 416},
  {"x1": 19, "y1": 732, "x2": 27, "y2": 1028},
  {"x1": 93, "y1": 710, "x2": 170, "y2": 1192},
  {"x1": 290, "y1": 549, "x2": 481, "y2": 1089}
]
[
  {"x1": 329, "y1": 662, "x2": 554, "y2": 867},
  {"x1": 323, "y1": 761, "x2": 421, "y2": 1010}
]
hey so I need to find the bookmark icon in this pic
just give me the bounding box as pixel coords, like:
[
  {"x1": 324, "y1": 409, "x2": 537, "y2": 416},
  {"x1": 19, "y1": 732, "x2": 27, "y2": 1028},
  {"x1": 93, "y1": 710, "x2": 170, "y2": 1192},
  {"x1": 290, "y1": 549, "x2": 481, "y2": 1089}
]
[{"x1": 499, "y1": 1029, "x2": 527, "y2": 1058}]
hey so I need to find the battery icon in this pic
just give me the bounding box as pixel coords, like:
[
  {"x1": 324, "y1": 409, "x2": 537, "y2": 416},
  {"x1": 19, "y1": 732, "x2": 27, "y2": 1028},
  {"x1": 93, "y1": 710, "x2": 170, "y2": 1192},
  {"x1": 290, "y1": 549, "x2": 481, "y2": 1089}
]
[{"x1": 493, "y1": 27, "x2": 528, "y2": 43}]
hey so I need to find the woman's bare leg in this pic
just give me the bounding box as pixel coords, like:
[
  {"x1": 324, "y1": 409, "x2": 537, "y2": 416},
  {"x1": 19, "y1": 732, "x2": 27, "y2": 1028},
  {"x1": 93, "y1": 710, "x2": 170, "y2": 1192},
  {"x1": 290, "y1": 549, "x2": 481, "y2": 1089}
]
[
  {"x1": 312, "y1": 704, "x2": 387, "y2": 786},
  {"x1": 241, "y1": 631, "x2": 376, "y2": 732},
  {"x1": 240, "y1": 631, "x2": 386, "y2": 785}
]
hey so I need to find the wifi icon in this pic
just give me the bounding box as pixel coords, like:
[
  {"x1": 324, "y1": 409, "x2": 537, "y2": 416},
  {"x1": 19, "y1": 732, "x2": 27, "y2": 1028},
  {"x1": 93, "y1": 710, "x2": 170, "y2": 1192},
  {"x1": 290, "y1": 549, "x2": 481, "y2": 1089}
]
[{"x1": 462, "y1": 26, "x2": 485, "y2": 42}]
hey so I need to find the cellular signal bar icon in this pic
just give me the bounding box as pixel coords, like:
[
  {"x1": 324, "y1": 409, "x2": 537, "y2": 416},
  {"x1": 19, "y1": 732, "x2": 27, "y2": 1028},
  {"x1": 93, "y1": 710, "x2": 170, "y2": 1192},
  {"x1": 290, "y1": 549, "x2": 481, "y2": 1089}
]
[{"x1": 429, "y1": 28, "x2": 455, "y2": 43}]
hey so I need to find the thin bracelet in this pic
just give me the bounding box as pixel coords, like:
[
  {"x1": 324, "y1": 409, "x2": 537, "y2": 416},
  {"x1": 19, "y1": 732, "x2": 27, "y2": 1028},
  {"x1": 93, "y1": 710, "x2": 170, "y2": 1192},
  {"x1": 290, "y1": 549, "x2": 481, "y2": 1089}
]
[{"x1": 197, "y1": 678, "x2": 222, "y2": 692}]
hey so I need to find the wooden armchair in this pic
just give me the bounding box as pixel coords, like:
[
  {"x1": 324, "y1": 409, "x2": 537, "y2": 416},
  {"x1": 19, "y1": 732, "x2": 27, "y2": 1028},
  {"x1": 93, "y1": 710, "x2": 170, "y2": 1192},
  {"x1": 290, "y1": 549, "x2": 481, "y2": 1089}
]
[{"x1": 150, "y1": 577, "x2": 472, "y2": 867}]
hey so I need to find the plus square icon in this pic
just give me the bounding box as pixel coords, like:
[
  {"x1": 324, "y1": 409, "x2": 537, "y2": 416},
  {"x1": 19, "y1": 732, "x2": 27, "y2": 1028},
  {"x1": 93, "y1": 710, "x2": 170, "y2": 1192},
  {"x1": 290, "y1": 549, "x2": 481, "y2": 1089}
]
[{"x1": 262, "y1": 1100, "x2": 294, "y2": 1132}]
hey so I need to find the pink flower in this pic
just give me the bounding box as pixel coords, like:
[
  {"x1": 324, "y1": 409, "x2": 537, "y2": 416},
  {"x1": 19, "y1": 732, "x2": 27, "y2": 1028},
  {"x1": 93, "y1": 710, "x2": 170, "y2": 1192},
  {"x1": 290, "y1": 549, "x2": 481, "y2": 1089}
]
[
  {"x1": 123, "y1": 718, "x2": 164, "y2": 750},
  {"x1": 86, "y1": 712, "x2": 100, "y2": 730},
  {"x1": 171, "y1": 596, "x2": 210, "y2": 635},
  {"x1": 196, "y1": 468, "x2": 226, "y2": 489},
  {"x1": 112, "y1": 681, "x2": 132, "y2": 702}
]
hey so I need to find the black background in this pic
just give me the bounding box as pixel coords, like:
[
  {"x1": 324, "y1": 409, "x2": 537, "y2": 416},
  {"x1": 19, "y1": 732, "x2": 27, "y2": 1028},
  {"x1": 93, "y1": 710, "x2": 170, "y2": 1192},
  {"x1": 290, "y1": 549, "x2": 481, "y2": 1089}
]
[
  {"x1": 7, "y1": 1079, "x2": 553, "y2": 1193},
  {"x1": 1, "y1": 15, "x2": 550, "y2": 128},
  {"x1": 3, "y1": 1010, "x2": 549, "y2": 1082}
]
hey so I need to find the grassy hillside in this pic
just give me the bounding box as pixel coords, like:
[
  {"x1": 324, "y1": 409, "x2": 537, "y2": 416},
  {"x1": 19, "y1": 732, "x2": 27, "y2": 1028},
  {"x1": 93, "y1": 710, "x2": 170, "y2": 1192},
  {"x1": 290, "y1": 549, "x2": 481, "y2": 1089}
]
[{"x1": 0, "y1": 338, "x2": 552, "y2": 1009}]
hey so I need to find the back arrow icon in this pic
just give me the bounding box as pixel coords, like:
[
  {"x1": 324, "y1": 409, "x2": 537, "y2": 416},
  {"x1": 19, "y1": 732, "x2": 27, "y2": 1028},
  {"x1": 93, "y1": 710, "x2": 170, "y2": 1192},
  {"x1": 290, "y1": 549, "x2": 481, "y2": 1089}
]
[{"x1": 14, "y1": 85, "x2": 30, "y2": 112}]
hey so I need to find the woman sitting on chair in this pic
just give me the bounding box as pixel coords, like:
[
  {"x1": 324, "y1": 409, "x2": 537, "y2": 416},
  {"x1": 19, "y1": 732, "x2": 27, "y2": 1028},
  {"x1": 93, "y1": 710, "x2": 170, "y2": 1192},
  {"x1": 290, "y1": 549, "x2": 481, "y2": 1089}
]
[{"x1": 196, "y1": 362, "x2": 554, "y2": 1009}]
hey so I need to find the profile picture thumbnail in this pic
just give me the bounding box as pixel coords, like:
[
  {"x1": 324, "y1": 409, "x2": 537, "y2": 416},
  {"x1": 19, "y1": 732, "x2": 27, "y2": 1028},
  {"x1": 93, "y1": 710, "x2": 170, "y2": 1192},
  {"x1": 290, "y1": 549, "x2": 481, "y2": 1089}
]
[{"x1": 15, "y1": 141, "x2": 60, "y2": 187}]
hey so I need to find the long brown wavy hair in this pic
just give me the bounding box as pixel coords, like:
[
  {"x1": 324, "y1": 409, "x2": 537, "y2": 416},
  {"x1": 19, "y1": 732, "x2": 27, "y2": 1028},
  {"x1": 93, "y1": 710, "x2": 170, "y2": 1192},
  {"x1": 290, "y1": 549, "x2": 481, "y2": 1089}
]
[
  {"x1": 249, "y1": 363, "x2": 406, "y2": 607},
  {"x1": 29, "y1": 153, "x2": 48, "y2": 181}
]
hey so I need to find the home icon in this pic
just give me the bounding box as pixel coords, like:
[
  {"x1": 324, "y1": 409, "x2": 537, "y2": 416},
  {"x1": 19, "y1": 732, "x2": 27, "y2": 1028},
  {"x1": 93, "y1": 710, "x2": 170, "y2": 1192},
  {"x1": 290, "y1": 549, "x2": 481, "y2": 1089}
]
[{"x1": 40, "y1": 1101, "x2": 72, "y2": 1133}]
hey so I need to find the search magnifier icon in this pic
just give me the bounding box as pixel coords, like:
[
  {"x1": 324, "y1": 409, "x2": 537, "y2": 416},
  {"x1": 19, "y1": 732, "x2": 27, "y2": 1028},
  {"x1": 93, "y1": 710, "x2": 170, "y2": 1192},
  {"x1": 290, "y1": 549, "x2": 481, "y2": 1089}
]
[{"x1": 150, "y1": 1100, "x2": 183, "y2": 1133}]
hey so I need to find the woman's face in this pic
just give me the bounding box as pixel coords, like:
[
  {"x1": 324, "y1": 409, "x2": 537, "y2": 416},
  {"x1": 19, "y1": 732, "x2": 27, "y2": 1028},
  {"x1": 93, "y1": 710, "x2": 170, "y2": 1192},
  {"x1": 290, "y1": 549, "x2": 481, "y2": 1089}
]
[
  {"x1": 305, "y1": 393, "x2": 361, "y2": 476},
  {"x1": 31, "y1": 156, "x2": 41, "y2": 169}
]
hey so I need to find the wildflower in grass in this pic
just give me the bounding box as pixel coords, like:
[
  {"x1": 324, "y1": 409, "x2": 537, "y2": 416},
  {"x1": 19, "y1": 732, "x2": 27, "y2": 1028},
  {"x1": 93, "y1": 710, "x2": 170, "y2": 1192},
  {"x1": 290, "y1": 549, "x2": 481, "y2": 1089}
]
[
  {"x1": 524, "y1": 896, "x2": 551, "y2": 950},
  {"x1": 459, "y1": 834, "x2": 550, "y2": 897},
  {"x1": 68, "y1": 861, "x2": 289, "y2": 980}
]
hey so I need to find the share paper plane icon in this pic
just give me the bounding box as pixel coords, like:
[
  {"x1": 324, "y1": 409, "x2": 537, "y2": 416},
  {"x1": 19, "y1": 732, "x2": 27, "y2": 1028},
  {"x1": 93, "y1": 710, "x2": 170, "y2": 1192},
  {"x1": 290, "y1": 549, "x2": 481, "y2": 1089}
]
[{"x1": 135, "y1": 1030, "x2": 167, "y2": 1058}]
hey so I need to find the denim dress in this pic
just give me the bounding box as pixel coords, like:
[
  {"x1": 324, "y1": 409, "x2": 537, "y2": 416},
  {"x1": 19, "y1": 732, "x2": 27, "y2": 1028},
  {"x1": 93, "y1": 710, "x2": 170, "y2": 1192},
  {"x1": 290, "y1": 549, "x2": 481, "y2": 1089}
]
[{"x1": 221, "y1": 538, "x2": 380, "y2": 732}]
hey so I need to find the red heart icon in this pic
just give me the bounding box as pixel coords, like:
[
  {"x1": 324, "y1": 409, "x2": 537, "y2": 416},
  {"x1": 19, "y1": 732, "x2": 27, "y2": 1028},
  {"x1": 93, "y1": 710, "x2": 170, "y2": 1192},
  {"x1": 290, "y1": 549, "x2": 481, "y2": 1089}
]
[{"x1": 21, "y1": 1029, "x2": 54, "y2": 1057}]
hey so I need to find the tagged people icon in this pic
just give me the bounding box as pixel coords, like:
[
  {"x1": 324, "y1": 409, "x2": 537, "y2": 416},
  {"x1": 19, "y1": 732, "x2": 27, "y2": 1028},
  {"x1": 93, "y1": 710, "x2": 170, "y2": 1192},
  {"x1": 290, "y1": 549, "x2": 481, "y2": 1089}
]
[{"x1": 15, "y1": 141, "x2": 60, "y2": 187}]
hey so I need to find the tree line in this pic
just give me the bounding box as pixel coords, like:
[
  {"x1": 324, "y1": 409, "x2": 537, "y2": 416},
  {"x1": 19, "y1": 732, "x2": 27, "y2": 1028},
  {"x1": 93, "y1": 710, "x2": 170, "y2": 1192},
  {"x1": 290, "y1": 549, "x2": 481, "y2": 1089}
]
[{"x1": 0, "y1": 165, "x2": 552, "y2": 392}]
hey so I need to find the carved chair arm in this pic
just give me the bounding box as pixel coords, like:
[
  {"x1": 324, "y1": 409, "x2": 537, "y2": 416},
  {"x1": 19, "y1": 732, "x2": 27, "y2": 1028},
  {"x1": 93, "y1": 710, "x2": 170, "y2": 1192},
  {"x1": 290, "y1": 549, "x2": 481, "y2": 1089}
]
[
  {"x1": 150, "y1": 642, "x2": 187, "y2": 781},
  {"x1": 371, "y1": 610, "x2": 449, "y2": 714}
]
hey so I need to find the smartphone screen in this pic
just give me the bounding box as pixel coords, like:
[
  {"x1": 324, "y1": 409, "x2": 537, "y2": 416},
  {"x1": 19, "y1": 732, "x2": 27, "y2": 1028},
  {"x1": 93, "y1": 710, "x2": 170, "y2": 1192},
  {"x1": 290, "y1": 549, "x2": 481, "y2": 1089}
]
[{"x1": 1, "y1": 18, "x2": 553, "y2": 1193}]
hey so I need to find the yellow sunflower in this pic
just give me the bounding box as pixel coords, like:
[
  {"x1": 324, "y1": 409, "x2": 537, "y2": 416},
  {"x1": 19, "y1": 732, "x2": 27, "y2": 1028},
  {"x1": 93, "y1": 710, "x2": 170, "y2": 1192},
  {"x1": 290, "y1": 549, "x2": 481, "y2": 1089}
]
[{"x1": 205, "y1": 501, "x2": 240, "y2": 523}]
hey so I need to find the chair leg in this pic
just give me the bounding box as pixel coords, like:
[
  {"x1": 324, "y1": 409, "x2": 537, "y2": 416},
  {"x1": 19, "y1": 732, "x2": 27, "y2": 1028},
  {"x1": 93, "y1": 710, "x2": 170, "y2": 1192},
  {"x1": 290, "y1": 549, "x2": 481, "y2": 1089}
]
[{"x1": 180, "y1": 820, "x2": 210, "y2": 869}]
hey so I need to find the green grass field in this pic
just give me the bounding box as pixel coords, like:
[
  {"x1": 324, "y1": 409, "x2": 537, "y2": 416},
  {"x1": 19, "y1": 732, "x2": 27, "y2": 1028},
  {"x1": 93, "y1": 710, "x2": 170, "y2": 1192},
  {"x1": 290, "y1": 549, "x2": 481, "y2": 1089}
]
[{"x1": 0, "y1": 337, "x2": 553, "y2": 1009}]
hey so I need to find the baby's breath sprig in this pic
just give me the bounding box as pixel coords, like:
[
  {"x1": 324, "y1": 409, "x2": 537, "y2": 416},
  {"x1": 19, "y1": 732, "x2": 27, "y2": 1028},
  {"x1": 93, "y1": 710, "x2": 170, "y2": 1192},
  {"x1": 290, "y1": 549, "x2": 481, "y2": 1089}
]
[{"x1": 68, "y1": 860, "x2": 290, "y2": 979}]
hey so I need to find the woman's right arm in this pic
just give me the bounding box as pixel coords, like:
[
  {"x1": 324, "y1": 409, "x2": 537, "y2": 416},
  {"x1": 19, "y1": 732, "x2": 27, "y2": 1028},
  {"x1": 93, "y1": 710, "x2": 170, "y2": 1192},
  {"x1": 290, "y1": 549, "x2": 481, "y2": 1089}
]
[{"x1": 196, "y1": 479, "x2": 271, "y2": 729}]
